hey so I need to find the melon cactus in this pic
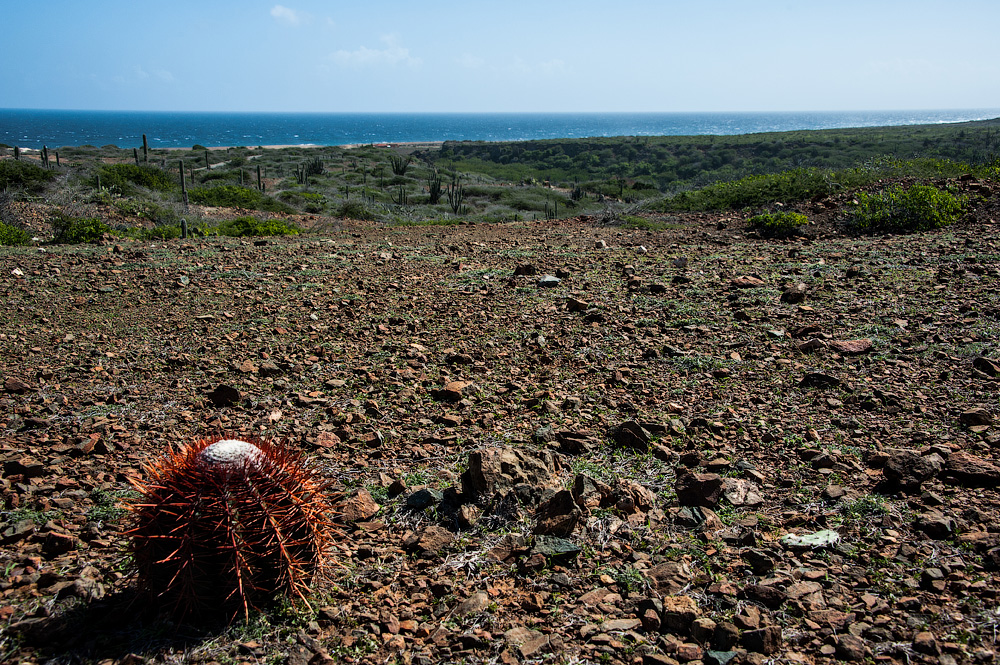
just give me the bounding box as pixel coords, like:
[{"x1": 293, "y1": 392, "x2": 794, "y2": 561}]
[{"x1": 127, "y1": 436, "x2": 336, "y2": 621}]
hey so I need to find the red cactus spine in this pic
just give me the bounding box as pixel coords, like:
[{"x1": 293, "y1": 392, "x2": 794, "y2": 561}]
[{"x1": 128, "y1": 436, "x2": 335, "y2": 621}]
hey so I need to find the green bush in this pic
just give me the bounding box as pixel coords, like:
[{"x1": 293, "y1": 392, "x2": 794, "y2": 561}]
[
  {"x1": 188, "y1": 185, "x2": 295, "y2": 213},
  {"x1": 217, "y1": 216, "x2": 299, "y2": 237},
  {"x1": 663, "y1": 168, "x2": 838, "y2": 212},
  {"x1": 52, "y1": 215, "x2": 112, "y2": 243},
  {"x1": 747, "y1": 211, "x2": 809, "y2": 238},
  {"x1": 95, "y1": 164, "x2": 175, "y2": 193},
  {"x1": 133, "y1": 225, "x2": 182, "y2": 240},
  {"x1": 337, "y1": 201, "x2": 377, "y2": 220},
  {"x1": 0, "y1": 221, "x2": 31, "y2": 246},
  {"x1": 847, "y1": 184, "x2": 964, "y2": 233},
  {"x1": 0, "y1": 160, "x2": 56, "y2": 194}
]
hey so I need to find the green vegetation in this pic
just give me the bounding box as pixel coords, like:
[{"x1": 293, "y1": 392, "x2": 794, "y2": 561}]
[
  {"x1": 0, "y1": 221, "x2": 31, "y2": 246},
  {"x1": 187, "y1": 185, "x2": 295, "y2": 213},
  {"x1": 0, "y1": 159, "x2": 56, "y2": 193},
  {"x1": 3, "y1": 116, "x2": 997, "y2": 233},
  {"x1": 847, "y1": 184, "x2": 965, "y2": 233},
  {"x1": 747, "y1": 210, "x2": 809, "y2": 238},
  {"x1": 94, "y1": 163, "x2": 175, "y2": 194},
  {"x1": 217, "y1": 216, "x2": 300, "y2": 237},
  {"x1": 52, "y1": 214, "x2": 111, "y2": 243}
]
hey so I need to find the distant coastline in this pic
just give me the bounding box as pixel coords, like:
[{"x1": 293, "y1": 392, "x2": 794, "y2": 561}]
[{"x1": 2, "y1": 109, "x2": 999, "y2": 150}]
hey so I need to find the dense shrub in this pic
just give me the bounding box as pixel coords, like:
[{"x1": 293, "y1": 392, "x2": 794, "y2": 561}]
[
  {"x1": 217, "y1": 216, "x2": 299, "y2": 237},
  {"x1": 0, "y1": 160, "x2": 56, "y2": 194},
  {"x1": 134, "y1": 225, "x2": 182, "y2": 240},
  {"x1": 747, "y1": 211, "x2": 809, "y2": 238},
  {"x1": 337, "y1": 201, "x2": 377, "y2": 220},
  {"x1": 663, "y1": 168, "x2": 837, "y2": 212},
  {"x1": 0, "y1": 221, "x2": 31, "y2": 246},
  {"x1": 52, "y1": 215, "x2": 112, "y2": 243},
  {"x1": 95, "y1": 164, "x2": 175, "y2": 193},
  {"x1": 847, "y1": 184, "x2": 964, "y2": 233},
  {"x1": 188, "y1": 185, "x2": 295, "y2": 213}
]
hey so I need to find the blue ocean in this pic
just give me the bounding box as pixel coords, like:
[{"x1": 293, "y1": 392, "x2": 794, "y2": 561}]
[{"x1": 1, "y1": 108, "x2": 999, "y2": 150}]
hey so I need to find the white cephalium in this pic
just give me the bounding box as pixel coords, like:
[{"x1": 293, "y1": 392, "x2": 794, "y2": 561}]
[{"x1": 199, "y1": 439, "x2": 264, "y2": 467}]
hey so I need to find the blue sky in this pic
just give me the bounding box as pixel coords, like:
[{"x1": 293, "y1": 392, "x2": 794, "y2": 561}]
[{"x1": 2, "y1": 0, "x2": 998, "y2": 113}]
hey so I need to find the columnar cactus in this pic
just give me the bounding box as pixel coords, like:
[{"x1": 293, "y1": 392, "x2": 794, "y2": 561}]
[{"x1": 127, "y1": 436, "x2": 336, "y2": 621}]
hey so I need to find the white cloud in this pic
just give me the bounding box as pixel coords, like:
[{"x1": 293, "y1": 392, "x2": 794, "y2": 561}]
[
  {"x1": 332, "y1": 35, "x2": 422, "y2": 68},
  {"x1": 271, "y1": 5, "x2": 303, "y2": 26}
]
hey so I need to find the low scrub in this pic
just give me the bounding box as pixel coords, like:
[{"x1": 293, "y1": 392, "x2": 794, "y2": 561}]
[
  {"x1": 52, "y1": 214, "x2": 111, "y2": 244},
  {"x1": 747, "y1": 210, "x2": 809, "y2": 238},
  {"x1": 0, "y1": 160, "x2": 56, "y2": 194},
  {"x1": 95, "y1": 164, "x2": 175, "y2": 193},
  {"x1": 188, "y1": 185, "x2": 295, "y2": 214},
  {"x1": 0, "y1": 221, "x2": 31, "y2": 246},
  {"x1": 217, "y1": 216, "x2": 300, "y2": 237},
  {"x1": 847, "y1": 184, "x2": 964, "y2": 233},
  {"x1": 662, "y1": 168, "x2": 839, "y2": 212}
]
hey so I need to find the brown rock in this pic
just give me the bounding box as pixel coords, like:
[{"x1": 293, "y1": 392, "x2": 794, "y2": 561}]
[
  {"x1": 660, "y1": 595, "x2": 701, "y2": 632},
  {"x1": 645, "y1": 561, "x2": 692, "y2": 594},
  {"x1": 461, "y1": 447, "x2": 561, "y2": 499},
  {"x1": 403, "y1": 525, "x2": 455, "y2": 555},
  {"x1": 432, "y1": 380, "x2": 476, "y2": 402},
  {"x1": 731, "y1": 276, "x2": 766, "y2": 288},
  {"x1": 741, "y1": 626, "x2": 782, "y2": 655},
  {"x1": 533, "y1": 490, "x2": 582, "y2": 537},
  {"x1": 456, "y1": 591, "x2": 490, "y2": 616},
  {"x1": 4, "y1": 377, "x2": 33, "y2": 394},
  {"x1": 337, "y1": 489, "x2": 381, "y2": 523},
  {"x1": 835, "y1": 634, "x2": 869, "y2": 661},
  {"x1": 960, "y1": 407, "x2": 993, "y2": 427},
  {"x1": 943, "y1": 450, "x2": 1000, "y2": 487},
  {"x1": 675, "y1": 469, "x2": 724, "y2": 507},
  {"x1": 206, "y1": 383, "x2": 241, "y2": 406},
  {"x1": 828, "y1": 339, "x2": 873, "y2": 355}
]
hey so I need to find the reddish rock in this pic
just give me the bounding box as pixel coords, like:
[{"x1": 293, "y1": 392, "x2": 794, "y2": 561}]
[
  {"x1": 675, "y1": 469, "x2": 724, "y2": 507},
  {"x1": 828, "y1": 339, "x2": 873, "y2": 354},
  {"x1": 943, "y1": 451, "x2": 1000, "y2": 488},
  {"x1": 337, "y1": 489, "x2": 381, "y2": 523}
]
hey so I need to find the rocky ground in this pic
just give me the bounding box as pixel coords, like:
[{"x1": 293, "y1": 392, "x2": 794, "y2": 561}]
[{"x1": 1, "y1": 177, "x2": 1000, "y2": 665}]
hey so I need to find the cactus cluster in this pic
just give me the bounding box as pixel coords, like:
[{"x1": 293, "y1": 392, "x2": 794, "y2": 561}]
[{"x1": 127, "y1": 436, "x2": 336, "y2": 622}]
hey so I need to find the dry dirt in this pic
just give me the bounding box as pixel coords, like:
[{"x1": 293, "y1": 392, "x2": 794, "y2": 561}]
[{"x1": 1, "y1": 179, "x2": 1000, "y2": 665}]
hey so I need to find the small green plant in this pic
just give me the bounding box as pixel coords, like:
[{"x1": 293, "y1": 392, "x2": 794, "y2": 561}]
[
  {"x1": 747, "y1": 210, "x2": 809, "y2": 238},
  {"x1": 0, "y1": 221, "x2": 31, "y2": 246},
  {"x1": 848, "y1": 184, "x2": 964, "y2": 233},
  {"x1": 52, "y1": 214, "x2": 112, "y2": 243}
]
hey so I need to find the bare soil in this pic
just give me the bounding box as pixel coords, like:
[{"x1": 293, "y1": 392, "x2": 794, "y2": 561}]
[{"x1": 1, "y1": 177, "x2": 999, "y2": 665}]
